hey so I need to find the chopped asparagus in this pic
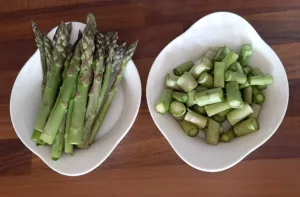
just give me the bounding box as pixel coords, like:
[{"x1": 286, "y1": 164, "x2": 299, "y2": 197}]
[
  {"x1": 243, "y1": 66, "x2": 252, "y2": 75},
  {"x1": 195, "y1": 87, "x2": 224, "y2": 106},
  {"x1": 186, "y1": 90, "x2": 196, "y2": 107},
  {"x1": 173, "y1": 61, "x2": 194, "y2": 76},
  {"x1": 184, "y1": 110, "x2": 208, "y2": 129},
  {"x1": 252, "y1": 86, "x2": 262, "y2": 95},
  {"x1": 212, "y1": 108, "x2": 232, "y2": 123},
  {"x1": 155, "y1": 89, "x2": 173, "y2": 114},
  {"x1": 195, "y1": 85, "x2": 208, "y2": 92},
  {"x1": 250, "y1": 103, "x2": 262, "y2": 118},
  {"x1": 222, "y1": 51, "x2": 239, "y2": 69},
  {"x1": 248, "y1": 75, "x2": 273, "y2": 86},
  {"x1": 235, "y1": 62, "x2": 244, "y2": 75},
  {"x1": 226, "y1": 81, "x2": 243, "y2": 108},
  {"x1": 172, "y1": 92, "x2": 188, "y2": 103},
  {"x1": 165, "y1": 73, "x2": 182, "y2": 91},
  {"x1": 251, "y1": 68, "x2": 263, "y2": 76},
  {"x1": 198, "y1": 72, "x2": 213, "y2": 88},
  {"x1": 253, "y1": 93, "x2": 265, "y2": 104},
  {"x1": 228, "y1": 63, "x2": 237, "y2": 72},
  {"x1": 214, "y1": 62, "x2": 225, "y2": 88},
  {"x1": 169, "y1": 101, "x2": 186, "y2": 120},
  {"x1": 233, "y1": 117, "x2": 259, "y2": 137},
  {"x1": 51, "y1": 114, "x2": 66, "y2": 160},
  {"x1": 206, "y1": 118, "x2": 220, "y2": 145},
  {"x1": 238, "y1": 44, "x2": 252, "y2": 67},
  {"x1": 180, "y1": 120, "x2": 199, "y2": 137},
  {"x1": 189, "y1": 56, "x2": 213, "y2": 79},
  {"x1": 225, "y1": 71, "x2": 247, "y2": 84},
  {"x1": 220, "y1": 129, "x2": 235, "y2": 142},
  {"x1": 192, "y1": 105, "x2": 206, "y2": 116},
  {"x1": 243, "y1": 86, "x2": 253, "y2": 105},
  {"x1": 205, "y1": 100, "x2": 231, "y2": 117},
  {"x1": 176, "y1": 72, "x2": 198, "y2": 92},
  {"x1": 227, "y1": 102, "x2": 254, "y2": 126},
  {"x1": 205, "y1": 49, "x2": 218, "y2": 60},
  {"x1": 257, "y1": 85, "x2": 268, "y2": 90},
  {"x1": 215, "y1": 46, "x2": 230, "y2": 61},
  {"x1": 239, "y1": 80, "x2": 250, "y2": 89}
]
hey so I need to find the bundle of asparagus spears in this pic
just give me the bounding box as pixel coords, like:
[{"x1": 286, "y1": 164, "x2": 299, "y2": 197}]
[
  {"x1": 31, "y1": 13, "x2": 138, "y2": 160},
  {"x1": 155, "y1": 45, "x2": 273, "y2": 144}
]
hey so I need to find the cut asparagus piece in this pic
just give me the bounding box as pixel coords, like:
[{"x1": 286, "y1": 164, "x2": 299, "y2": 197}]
[
  {"x1": 176, "y1": 72, "x2": 198, "y2": 92},
  {"x1": 34, "y1": 22, "x2": 70, "y2": 133},
  {"x1": 165, "y1": 73, "x2": 182, "y2": 91},
  {"x1": 192, "y1": 105, "x2": 206, "y2": 116},
  {"x1": 235, "y1": 62, "x2": 244, "y2": 74},
  {"x1": 250, "y1": 103, "x2": 262, "y2": 118},
  {"x1": 243, "y1": 86, "x2": 253, "y2": 105},
  {"x1": 251, "y1": 68, "x2": 263, "y2": 76},
  {"x1": 89, "y1": 41, "x2": 138, "y2": 144},
  {"x1": 172, "y1": 92, "x2": 188, "y2": 103},
  {"x1": 155, "y1": 89, "x2": 173, "y2": 114},
  {"x1": 205, "y1": 100, "x2": 231, "y2": 117},
  {"x1": 31, "y1": 130, "x2": 45, "y2": 145},
  {"x1": 169, "y1": 101, "x2": 186, "y2": 120},
  {"x1": 253, "y1": 93, "x2": 265, "y2": 104},
  {"x1": 233, "y1": 117, "x2": 259, "y2": 137},
  {"x1": 173, "y1": 61, "x2": 194, "y2": 76},
  {"x1": 214, "y1": 62, "x2": 225, "y2": 88},
  {"x1": 225, "y1": 71, "x2": 247, "y2": 84},
  {"x1": 238, "y1": 44, "x2": 252, "y2": 66},
  {"x1": 212, "y1": 108, "x2": 232, "y2": 123},
  {"x1": 222, "y1": 51, "x2": 239, "y2": 69},
  {"x1": 239, "y1": 80, "x2": 250, "y2": 89},
  {"x1": 206, "y1": 118, "x2": 220, "y2": 145},
  {"x1": 180, "y1": 120, "x2": 199, "y2": 137},
  {"x1": 198, "y1": 72, "x2": 213, "y2": 88},
  {"x1": 252, "y1": 86, "x2": 262, "y2": 95},
  {"x1": 51, "y1": 114, "x2": 66, "y2": 160},
  {"x1": 68, "y1": 14, "x2": 97, "y2": 145},
  {"x1": 64, "y1": 97, "x2": 74, "y2": 154},
  {"x1": 186, "y1": 90, "x2": 196, "y2": 107},
  {"x1": 184, "y1": 110, "x2": 207, "y2": 129},
  {"x1": 257, "y1": 85, "x2": 268, "y2": 90},
  {"x1": 189, "y1": 56, "x2": 213, "y2": 79},
  {"x1": 220, "y1": 129, "x2": 235, "y2": 142},
  {"x1": 227, "y1": 102, "x2": 254, "y2": 126},
  {"x1": 226, "y1": 81, "x2": 243, "y2": 108},
  {"x1": 215, "y1": 46, "x2": 230, "y2": 61},
  {"x1": 248, "y1": 75, "x2": 273, "y2": 86},
  {"x1": 195, "y1": 85, "x2": 208, "y2": 92},
  {"x1": 228, "y1": 63, "x2": 237, "y2": 72},
  {"x1": 243, "y1": 66, "x2": 252, "y2": 76},
  {"x1": 195, "y1": 87, "x2": 224, "y2": 106},
  {"x1": 205, "y1": 49, "x2": 218, "y2": 60}
]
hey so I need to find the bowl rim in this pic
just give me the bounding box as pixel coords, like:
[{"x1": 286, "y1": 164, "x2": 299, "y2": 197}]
[{"x1": 146, "y1": 11, "x2": 289, "y2": 172}]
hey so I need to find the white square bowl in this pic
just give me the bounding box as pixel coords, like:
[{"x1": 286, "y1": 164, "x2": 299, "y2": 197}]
[{"x1": 146, "y1": 12, "x2": 289, "y2": 172}]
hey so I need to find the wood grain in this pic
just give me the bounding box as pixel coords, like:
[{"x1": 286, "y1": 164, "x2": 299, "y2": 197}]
[{"x1": 0, "y1": 0, "x2": 299, "y2": 196}]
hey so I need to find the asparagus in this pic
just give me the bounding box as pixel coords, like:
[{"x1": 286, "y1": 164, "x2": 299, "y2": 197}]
[
  {"x1": 238, "y1": 44, "x2": 252, "y2": 66},
  {"x1": 215, "y1": 46, "x2": 230, "y2": 61},
  {"x1": 222, "y1": 51, "x2": 239, "y2": 69},
  {"x1": 212, "y1": 108, "x2": 232, "y2": 123},
  {"x1": 90, "y1": 41, "x2": 138, "y2": 144},
  {"x1": 62, "y1": 44, "x2": 72, "y2": 79},
  {"x1": 253, "y1": 93, "x2": 265, "y2": 104},
  {"x1": 250, "y1": 103, "x2": 261, "y2": 118},
  {"x1": 198, "y1": 72, "x2": 213, "y2": 88},
  {"x1": 180, "y1": 120, "x2": 199, "y2": 137},
  {"x1": 205, "y1": 49, "x2": 218, "y2": 60},
  {"x1": 226, "y1": 81, "x2": 243, "y2": 108},
  {"x1": 204, "y1": 100, "x2": 231, "y2": 117},
  {"x1": 172, "y1": 92, "x2": 188, "y2": 103},
  {"x1": 72, "y1": 30, "x2": 83, "y2": 52},
  {"x1": 220, "y1": 129, "x2": 235, "y2": 142},
  {"x1": 165, "y1": 73, "x2": 182, "y2": 91},
  {"x1": 34, "y1": 22, "x2": 70, "y2": 133},
  {"x1": 225, "y1": 71, "x2": 247, "y2": 84},
  {"x1": 243, "y1": 66, "x2": 252, "y2": 75},
  {"x1": 169, "y1": 101, "x2": 186, "y2": 120},
  {"x1": 195, "y1": 85, "x2": 208, "y2": 92},
  {"x1": 184, "y1": 110, "x2": 207, "y2": 129},
  {"x1": 251, "y1": 68, "x2": 263, "y2": 76},
  {"x1": 186, "y1": 90, "x2": 196, "y2": 107},
  {"x1": 32, "y1": 21, "x2": 47, "y2": 91},
  {"x1": 227, "y1": 102, "x2": 254, "y2": 126},
  {"x1": 173, "y1": 61, "x2": 194, "y2": 76},
  {"x1": 68, "y1": 14, "x2": 97, "y2": 145},
  {"x1": 228, "y1": 63, "x2": 237, "y2": 72},
  {"x1": 53, "y1": 25, "x2": 61, "y2": 44},
  {"x1": 233, "y1": 117, "x2": 259, "y2": 137},
  {"x1": 192, "y1": 105, "x2": 206, "y2": 116},
  {"x1": 252, "y1": 86, "x2": 262, "y2": 95},
  {"x1": 176, "y1": 72, "x2": 198, "y2": 92},
  {"x1": 235, "y1": 62, "x2": 244, "y2": 75},
  {"x1": 51, "y1": 113, "x2": 66, "y2": 160},
  {"x1": 239, "y1": 80, "x2": 250, "y2": 89},
  {"x1": 43, "y1": 34, "x2": 53, "y2": 79},
  {"x1": 248, "y1": 75, "x2": 273, "y2": 86},
  {"x1": 257, "y1": 85, "x2": 267, "y2": 90},
  {"x1": 206, "y1": 118, "x2": 220, "y2": 145},
  {"x1": 40, "y1": 34, "x2": 82, "y2": 145},
  {"x1": 189, "y1": 56, "x2": 213, "y2": 79},
  {"x1": 214, "y1": 62, "x2": 225, "y2": 88},
  {"x1": 155, "y1": 89, "x2": 173, "y2": 114},
  {"x1": 243, "y1": 86, "x2": 252, "y2": 104},
  {"x1": 195, "y1": 87, "x2": 224, "y2": 106}
]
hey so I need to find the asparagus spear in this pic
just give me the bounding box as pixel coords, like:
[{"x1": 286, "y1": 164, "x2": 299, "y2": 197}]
[
  {"x1": 235, "y1": 62, "x2": 244, "y2": 75},
  {"x1": 228, "y1": 63, "x2": 237, "y2": 72},
  {"x1": 68, "y1": 14, "x2": 97, "y2": 145},
  {"x1": 64, "y1": 93, "x2": 74, "y2": 154},
  {"x1": 51, "y1": 113, "x2": 66, "y2": 160},
  {"x1": 198, "y1": 72, "x2": 213, "y2": 88},
  {"x1": 222, "y1": 51, "x2": 239, "y2": 69},
  {"x1": 169, "y1": 101, "x2": 186, "y2": 120},
  {"x1": 43, "y1": 34, "x2": 53, "y2": 78},
  {"x1": 180, "y1": 120, "x2": 199, "y2": 137},
  {"x1": 62, "y1": 44, "x2": 72, "y2": 79},
  {"x1": 172, "y1": 92, "x2": 188, "y2": 103},
  {"x1": 40, "y1": 36, "x2": 82, "y2": 145},
  {"x1": 248, "y1": 75, "x2": 273, "y2": 86},
  {"x1": 34, "y1": 22, "x2": 70, "y2": 133},
  {"x1": 204, "y1": 100, "x2": 231, "y2": 117},
  {"x1": 165, "y1": 73, "x2": 182, "y2": 91},
  {"x1": 233, "y1": 117, "x2": 259, "y2": 137},
  {"x1": 239, "y1": 44, "x2": 252, "y2": 67},
  {"x1": 195, "y1": 87, "x2": 224, "y2": 106},
  {"x1": 226, "y1": 81, "x2": 243, "y2": 108},
  {"x1": 205, "y1": 49, "x2": 218, "y2": 60},
  {"x1": 173, "y1": 61, "x2": 194, "y2": 76},
  {"x1": 184, "y1": 110, "x2": 207, "y2": 129},
  {"x1": 225, "y1": 71, "x2": 247, "y2": 84},
  {"x1": 155, "y1": 89, "x2": 173, "y2": 114},
  {"x1": 252, "y1": 86, "x2": 262, "y2": 95},
  {"x1": 189, "y1": 56, "x2": 212, "y2": 79},
  {"x1": 227, "y1": 102, "x2": 254, "y2": 126},
  {"x1": 176, "y1": 72, "x2": 198, "y2": 92},
  {"x1": 90, "y1": 41, "x2": 138, "y2": 144},
  {"x1": 239, "y1": 80, "x2": 250, "y2": 89},
  {"x1": 214, "y1": 62, "x2": 225, "y2": 88},
  {"x1": 206, "y1": 118, "x2": 220, "y2": 145}
]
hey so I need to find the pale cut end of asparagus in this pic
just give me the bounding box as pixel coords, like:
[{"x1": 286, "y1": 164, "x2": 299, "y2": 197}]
[
  {"x1": 198, "y1": 72, "x2": 213, "y2": 88},
  {"x1": 155, "y1": 89, "x2": 173, "y2": 114},
  {"x1": 206, "y1": 118, "x2": 220, "y2": 145},
  {"x1": 186, "y1": 90, "x2": 196, "y2": 107},
  {"x1": 233, "y1": 117, "x2": 259, "y2": 137},
  {"x1": 252, "y1": 86, "x2": 262, "y2": 95},
  {"x1": 248, "y1": 75, "x2": 273, "y2": 86},
  {"x1": 184, "y1": 110, "x2": 208, "y2": 129},
  {"x1": 173, "y1": 61, "x2": 194, "y2": 76},
  {"x1": 189, "y1": 56, "x2": 213, "y2": 79},
  {"x1": 250, "y1": 103, "x2": 261, "y2": 118},
  {"x1": 165, "y1": 73, "x2": 182, "y2": 91},
  {"x1": 225, "y1": 71, "x2": 247, "y2": 84},
  {"x1": 205, "y1": 100, "x2": 231, "y2": 117},
  {"x1": 214, "y1": 62, "x2": 225, "y2": 88},
  {"x1": 226, "y1": 81, "x2": 243, "y2": 108},
  {"x1": 180, "y1": 120, "x2": 199, "y2": 137},
  {"x1": 169, "y1": 101, "x2": 186, "y2": 120},
  {"x1": 222, "y1": 51, "x2": 239, "y2": 69},
  {"x1": 195, "y1": 87, "x2": 224, "y2": 106},
  {"x1": 172, "y1": 92, "x2": 188, "y2": 103},
  {"x1": 227, "y1": 102, "x2": 254, "y2": 126},
  {"x1": 253, "y1": 93, "x2": 265, "y2": 104},
  {"x1": 176, "y1": 72, "x2": 198, "y2": 92}
]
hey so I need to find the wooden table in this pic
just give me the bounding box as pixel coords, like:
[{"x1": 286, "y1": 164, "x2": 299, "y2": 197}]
[{"x1": 0, "y1": 1, "x2": 299, "y2": 196}]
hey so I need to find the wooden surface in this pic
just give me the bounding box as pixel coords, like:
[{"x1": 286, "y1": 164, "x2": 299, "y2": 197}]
[{"x1": 0, "y1": 1, "x2": 299, "y2": 196}]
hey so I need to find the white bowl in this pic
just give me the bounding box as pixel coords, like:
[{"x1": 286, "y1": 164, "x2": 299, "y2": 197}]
[
  {"x1": 147, "y1": 12, "x2": 289, "y2": 172},
  {"x1": 10, "y1": 22, "x2": 141, "y2": 176}
]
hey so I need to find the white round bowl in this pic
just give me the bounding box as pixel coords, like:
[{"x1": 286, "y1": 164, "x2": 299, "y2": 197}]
[
  {"x1": 147, "y1": 12, "x2": 289, "y2": 172},
  {"x1": 10, "y1": 22, "x2": 141, "y2": 176}
]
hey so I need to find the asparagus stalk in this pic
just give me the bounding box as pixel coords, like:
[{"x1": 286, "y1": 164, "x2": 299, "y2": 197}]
[
  {"x1": 186, "y1": 90, "x2": 196, "y2": 107},
  {"x1": 90, "y1": 41, "x2": 138, "y2": 144},
  {"x1": 205, "y1": 49, "x2": 218, "y2": 60},
  {"x1": 53, "y1": 25, "x2": 61, "y2": 44},
  {"x1": 206, "y1": 118, "x2": 220, "y2": 145},
  {"x1": 227, "y1": 102, "x2": 254, "y2": 126},
  {"x1": 180, "y1": 120, "x2": 199, "y2": 137},
  {"x1": 165, "y1": 73, "x2": 182, "y2": 91},
  {"x1": 172, "y1": 92, "x2": 188, "y2": 103},
  {"x1": 225, "y1": 71, "x2": 247, "y2": 84},
  {"x1": 192, "y1": 105, "x2": 206, "y2": 116},
  {"x1": 250, "y1": 103, "x2": 262, "y2": 118},
  {"x1": 228, "y1": 63, "x2": 237, "y2": 72},
  {"x1": 239, "y1": 80, "x2": 250, "y2": 89},
  {"x1": 155, "y1": 89, "x2": 173, "y2": 114},
  {"x1": 34, "y1": 22, "x2": 70, "y2": 133},
  {"x1": 248, "y1": 75, "x2": 273, "y2": 86},
  {"x1": 169, "y1": 101, "x2": 186, "y2": 120},
  {"x1": 40, "y1": 35, "x2": 82, "y2": 145},
  {"x1": 173, "y1": 61, "x2": 194, "y2": 76},
  {"x1": 64, "y1": 94, "x2": 74, "y2": 154},
  {"x1": 220, "y1": 129, "x2": 235, "y2": 142},
  {"x1": 195, "y1": 85, "x2": 208, "y2": 92},
  {"x1": 243, "y1": 66, "x2": 252, "y2": 75},
  {"x1": 251, "y1": 68, "x2": 263, "y2": 76},
  {"x1": 243, "y1": 86, "x2": 252, "y2": 104},
  {"x1": 68, "y1": 14, "x2": 97, "y2": 145},
  {"x1": 215, "y1": 46, "x2": 230, "y2": 61},
  {"x1": 253, "y1": 93, "x2": 265, "y2": 104},
  {"x1": 235, "y1": 62, "x2": 244, "y2": 74},
  {"x1": 51, "y1": 113, "x2": 66, "y2": 160},
  {"x1": 214, "y1": 62, "x2": 225, "y2": 88},
  {"x1": 189, "y1": 56, "x2": 213, "y2": 79},
  {"x1": 62, "y1": 44, "x2": 72, "y2": 79},
  {"x1": 233, "y1": 117, "x2": 259, "y2": 137},
  {"x1": 184, "y1": 110, "x2": 207, "y2": 129},
  {"x1": 198, "y1": 72, "x2": 213, "y2": 88},
  {"x1": 238, "y1": 44, "x2": 252, "y2": 67},
  {"x1": 43, "y1": 34, "x2": 53, "y2": 79},
  {"x1": 176, "y1": 72, "x2": 198, "y2": 92},
  {"x1": 212, "y1": 108, "x2": 232, "y2": 123},
  {"x1": 226, "y1": 81, "x2": 243, "y2": 108},
  {"x1": 204, "y1": 100, "x2": 231, "y2": 117},
  {"x1": 252, "y1": 86, "x2": 262, "y2": 95},
  {"x1": 195, "y1": 87, "x2": 224, "y2": 106},
  {"x1": 222, "y1": 51, "x2": 239, "y2": 69}
]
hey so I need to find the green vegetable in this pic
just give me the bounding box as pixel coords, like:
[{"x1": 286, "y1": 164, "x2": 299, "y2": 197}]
[
  {"x1": 250, "y1": 103, "x2": 261, "y2": 118},
  {"x1": 213, "y1": 62, "x2": 225, "y2": 88},
  {"x1": 173, "y1": 61, "x2": 194, "y2": 76},
  {"x1": 206, "y1": 118, "x2": 220, "y2": 145},
  {"x1": 225, "y1": 71, "x2": 247, "y2": 84},
  {"x1": 215, "y1": 46, "x2": 230, "y2": 61},
  {"x1": 248, "y1": 75, "x2": 273, "y2": 86},
  {"x1": 192, "y1": 105, "x2": 206, "y2": 116},
  {"x1": 226, "y1": 81, "x2": 243, "y2": 108},
  {"x1": 253, "y1": 93, "x2": 265, "y2": 104},
  {"x1": 184, "y1": 110, "x2": 208, "y2": 129},
  {"x1": 222, "y1": 51, "x2": 239, "y2": 69},
  {"x1": 220, "y1": 129, "x2": 235, "y2": 142},
  {"x1": 51, "y1": 114, "x2": 66, "y2": 160},
  {"x1": 198, "y1": 72, "x2": 213, "y2": 88},
  {"x1": 189, "y1": 56, "x2": 213, "y2": 79},
  {"x1": 243, "y1": 86, "x2": 252, "y2": 105},
  {"x1": 195, "y1": 87, "x2": 224, "y2": 106},
  {"x1": 180, "y1": 120, "x2": 199, "y2": 137},
  {"x1": 186, "y1": 90, "x2": 196, "y2": 107},
  {"x1": 172, "y1": 92, "x2": 188, "y2": 103},
  {"x1": 212, "y1": 108, "x2": 232, "y2": 123},
  {"x1": 204, "y1": 100, "x2": 231, "y2": 117},
  {"x1": 233, "y1": 118, "x2": 259, "y2": 137},
  {"x1": 195, "y1": 85, "x2": 208, "y2": 92},
  {"x1": 165, "y1": 73, "x2": 182, "y2": 91},
  {"x1": 169, "y1": 101, "x2": 186, "y2": 120},
  {"x1": 238, "y1": 44, "x2": 252, "y2": 66},
  {"x1": 227, "y1": 102, "x2": 254, "y2": 126},
  {"x1": 243, "y1": 66, "x2": 252, "y2": 75},
  {"x1": 155, "y1": 89, "x2": 173, "y2": 114},
  {"x1": 177, "y1": 72, "x2": 198, "y2": 92}
]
